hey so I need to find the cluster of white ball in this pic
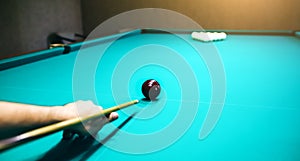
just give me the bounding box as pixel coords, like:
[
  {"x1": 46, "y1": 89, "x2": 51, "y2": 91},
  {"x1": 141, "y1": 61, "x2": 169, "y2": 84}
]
[{"x1": 191, "y1": 31, "x2": 227, "y2": 42}]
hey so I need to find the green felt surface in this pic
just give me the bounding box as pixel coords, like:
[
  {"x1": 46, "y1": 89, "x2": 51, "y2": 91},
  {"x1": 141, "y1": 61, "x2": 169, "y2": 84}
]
[{"x1": 0, "y1": 30, "x2": 300, "y2": 161}]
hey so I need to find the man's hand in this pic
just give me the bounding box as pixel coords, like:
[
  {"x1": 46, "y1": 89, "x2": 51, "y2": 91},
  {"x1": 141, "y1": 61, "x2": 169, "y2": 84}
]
[{"x1": 50, "y1": 100, "x2": 118, "y2": 139}]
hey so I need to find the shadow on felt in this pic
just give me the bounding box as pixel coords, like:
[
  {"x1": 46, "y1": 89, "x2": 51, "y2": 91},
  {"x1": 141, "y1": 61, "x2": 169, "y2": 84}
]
[{"x1": 37, "y1": 113, "x2": 136, "y2": 161}]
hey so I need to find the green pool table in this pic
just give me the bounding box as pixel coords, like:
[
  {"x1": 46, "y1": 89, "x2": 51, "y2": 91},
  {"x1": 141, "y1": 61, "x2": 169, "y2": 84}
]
[{"x1": 0, "y1": 29, "x2": 300, "y2": 161}]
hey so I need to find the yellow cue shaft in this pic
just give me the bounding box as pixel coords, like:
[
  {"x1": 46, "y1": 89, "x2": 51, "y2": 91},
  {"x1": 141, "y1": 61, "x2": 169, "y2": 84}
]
[{"x1": 0, "y1": 99, "x2": 139, "y2": 152}]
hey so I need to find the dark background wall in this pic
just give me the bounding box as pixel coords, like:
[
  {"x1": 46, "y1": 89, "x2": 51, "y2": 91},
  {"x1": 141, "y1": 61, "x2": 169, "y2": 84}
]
[
  {"x1": 81, "y1": 0, "x2": 300, "y2": 34},
  {"x1": 0, "y1": 0, "x2": 82, "y2": 59},
  {"x1": 1, "y1": 0, "x2": 300, "y2": 60}
]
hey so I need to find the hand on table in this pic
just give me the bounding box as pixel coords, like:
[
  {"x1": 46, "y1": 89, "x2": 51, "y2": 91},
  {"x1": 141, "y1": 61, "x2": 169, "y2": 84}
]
[
  {"x1": 0, "y1": 100, "x2": 118, "y2": 140},
  {"x1": 51, "y1": 100, "x2": 119, "y2": 139}
]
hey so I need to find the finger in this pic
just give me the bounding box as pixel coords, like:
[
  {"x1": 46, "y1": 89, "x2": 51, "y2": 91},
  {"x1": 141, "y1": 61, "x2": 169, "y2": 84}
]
[
  {"x1": 86, "y1": 113, "x2": 118, "y2": 136},
  {"x1": 108, "y1": 112, "x2": 119, "y2": 122}
]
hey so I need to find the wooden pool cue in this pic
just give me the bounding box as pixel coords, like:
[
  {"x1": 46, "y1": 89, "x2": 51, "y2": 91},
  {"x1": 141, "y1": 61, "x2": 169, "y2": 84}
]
[{"x1": 0, "y1": 99, "x2": 139, "y2": 152}]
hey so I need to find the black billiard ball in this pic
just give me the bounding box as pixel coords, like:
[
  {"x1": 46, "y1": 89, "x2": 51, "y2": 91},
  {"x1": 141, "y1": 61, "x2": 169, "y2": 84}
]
[{"x1": 142, "y1": 79, "x2": 161, "y2": 100}]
